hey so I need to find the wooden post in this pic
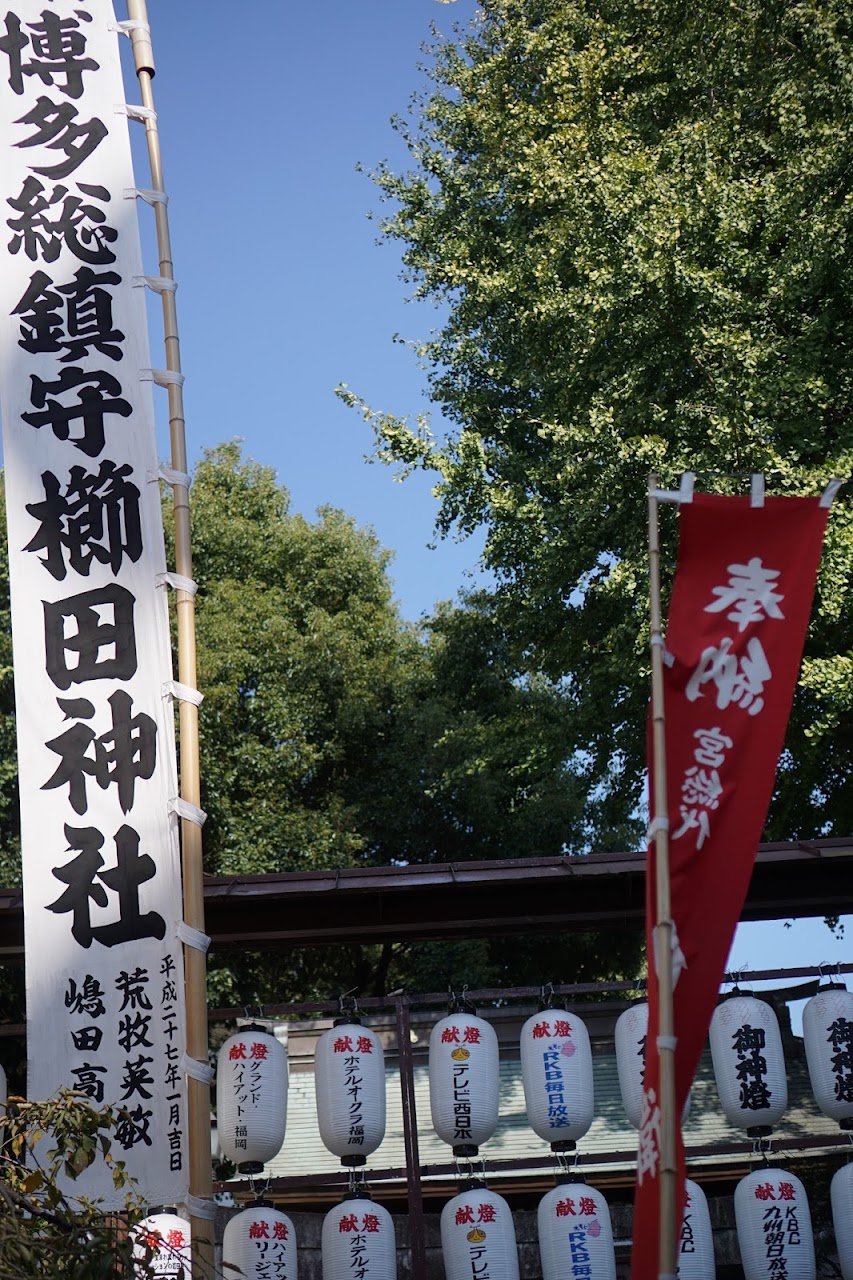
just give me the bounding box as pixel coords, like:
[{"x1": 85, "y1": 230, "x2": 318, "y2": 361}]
[
  {"x1": 124, "y1": 5, "x2": 213, "y2": 1277},
  {"x1": 647, "y1": 474, "x2": 678, "y2": 1279}
]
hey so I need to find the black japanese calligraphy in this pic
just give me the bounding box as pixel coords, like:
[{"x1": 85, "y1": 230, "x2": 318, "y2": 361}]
[
  {"x1": 43, "y1": 690, "x2": 156, "y2": 814},
  {"x1": 116, "y1": 966, "x2": 152, "y2": 1012},
  {"x1": 828, "y1": 1017, "x2": 853, "y2": 1104},
  {"x1": 117, "y1": 1010, "x2": 153, "y2": 1053},
  {"x1": 8, "y1": 175, "x2": 117, "y2": 263},
  {"x1": 733, "y1": 1023, "x2": 773, "y2": 1111},
  {"x1": 14, "y1": 95, "x2": 107, "y2": 179},
  {"x1": 70, "y1": 1059, "x2": 107, "y2": 1102},
  {"x1": 47, "y1": 823, "x2": 166, "y2": 947},
  {"x1": 43, "y1": 583, "x2": 136, "y2": 689},
  {"x1": 1, "y1": 10, "x2": 97, "y2": 99},
  {"x1": 114, "y1": 1104, "x2": 153, "y2": 1150},
  {"x1": 70, "y1": 1023, "x2": 103, "y2": 1051},
  {"x1": 120, "y1": 1053, "x2": 154, "y2": 1101},
  {"x1": 64, "y1": 971, "x2": 105, "y2": 1016},
  {"x1": 25, "y1": 461, "x2": 142, "y2": 580},
  {"x1": 23, "y1": 366, "x2": 132, "y2": 457},
  {"x1": 14, "y1": 266, "x2": 124, "y2": 361}
]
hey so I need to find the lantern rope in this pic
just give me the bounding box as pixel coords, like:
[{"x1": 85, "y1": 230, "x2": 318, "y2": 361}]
[
  {"x1": 141, "y1": 367, "x2": 185, "y2": 389},
  {"x1": 177, "y1": 921, "x2": 211, "y2": 953},
  {"x1": 157, "y1": 571, "x2": 198, "y2": 596},
  {"x1": 248, "y1": 1172, "x2": 272, "y2": 1199},
  {"x1": 185, "y1": 1193, "x2": 218, "y2": 1222},
  {"x1": 124, "y1": 186, "x2": 168, "y2": 206},
  {"x1": 750, "y1": 474, "x2": 765, "y2": 507},
  {"x1": 169, "y1": 796, "x2": 207, "y2": 826},
  {"x1": 649, "y1": 472, "x2": 695, "y2": 504},
  {"x1": 821, "y1": 477, "x2": 844, "y2": 506},
  {"x1": 148, "y1": 465, "x2": 192, "y2": 490},
  {"x1": 163, "y1": 679, "x2": 204, "y2": 708},
  {"x1": 647, "y1": 816, "x2": 669, "y2": 840},
  {"x1": 181, "y1": 1053, "x2": 214, "y2": 1085},
  {"x1": 133, "y1": 274, "x2": 177, "y2": 294},
  {"x1": 110, "y1": 18, "x2": 151, "y2": 36},
  {"x1": 115, "y1": 102, "x2": 157, "y2": 123}
]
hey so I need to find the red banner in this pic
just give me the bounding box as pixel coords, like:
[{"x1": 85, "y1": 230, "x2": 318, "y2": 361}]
[{"x1": 631, "y1": 492, "x2": 829, "y2": 1280}]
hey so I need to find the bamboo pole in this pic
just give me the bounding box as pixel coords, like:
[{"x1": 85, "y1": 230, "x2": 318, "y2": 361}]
[
  {"x1": 124, "y1": 6, "x2": 213, "y2": 1277},
  {"x1": 647, "y1": 475, "x2": 678, "y2": 1280}
]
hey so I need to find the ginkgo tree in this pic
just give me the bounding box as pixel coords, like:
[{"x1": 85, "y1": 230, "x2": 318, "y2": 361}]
[{"x1": 344, "y1": 0, "x2": 853, "y2": 845}]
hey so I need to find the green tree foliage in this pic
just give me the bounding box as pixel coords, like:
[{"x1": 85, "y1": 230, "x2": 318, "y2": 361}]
[
  {"x1": 180, "y1": 444, "x2": 619, "y2": 880},
  {"x1": 180, "y1": 442, "x2": 419, "y2": 878},
  {"x1": 178, "y1": 445, "x2": 640, "y2": 999},
  {"x1": 0, "y1": 1091, "x2": 147, "y2": 1280},
  {"x1": 346, "y1": 0, "x2": 853, "y2": 843}
]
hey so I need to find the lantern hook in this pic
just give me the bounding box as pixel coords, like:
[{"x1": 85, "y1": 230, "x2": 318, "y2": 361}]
[
  {"x1": 539, "y1": 981, "x2": 556, "y2": 1011},
  {"x1": 447, "y1": 984, "x2": 477, "y2": 1016},
  {"x1": 247, "y1": 1170, "x2": 271, "y2": 1200},
  {"x1": 725, "y1": 964, "x2": 749, "y2": 993},
  {"x1": 243, "y1": 1004, "x2": 265, "y2": 1023},
  {"x1": 338, "y1": 988, "x2": 359, "y2": 1016},
  {"x1": 751, "y1": 1135, "x2": 773, "y2": 1165},
  {"x1": 347, "y1": 1164, "x2": 367, "y2": 1195}
]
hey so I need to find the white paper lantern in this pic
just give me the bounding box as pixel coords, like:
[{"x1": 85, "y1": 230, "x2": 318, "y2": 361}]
[
  {"x1": 615, "y1": 1002, "x2": 649, "y2": 1129},
  {"x1": 710, "y1": 995, "x2": 787, "y2": 1133},
  {"x1": 442, "y1": 1184, "x2": 519, "y2": 1280},
  {"x1": 322, "y1": 1196, "x2": 396, "y2": 1280},
  {"x1": 521, "y1": 1009, "x2": 594, "y2": 1147},
  {"x1": 614, "y1": 1001, "x2": 692, "y2": 1130},
  {"x1": 217, "y1": 1023, "x2": 288, "y2": 1172},
  {"x1": 223, "y1": 1203, "x2": 297, "y2": 1280},
  {"x1": 133, "y1": 1210, "x2": 191, "y2": 1278},
  {"x1": 735, "y1": 1168, "x2": 815, "y2": 1280},
  {"x1": 802, "y1": 983, "x2": 853, "y2": 1130},
  {"x1": 315, "y1": 1018, "x2": 386, "y2": 1164},
  {"x1": 831, "y1": 1162, "x2": 853, "y2": 1280},
  {"x1": 677, "y1": 1179, "x2": 715, "y2": 1280},
  {"x1": 429, "y1": 1007, "x2": 499, "y2": 1155},
  {"x1": 538, "y1": 1180, "x2": 615, "y2": 1280}
]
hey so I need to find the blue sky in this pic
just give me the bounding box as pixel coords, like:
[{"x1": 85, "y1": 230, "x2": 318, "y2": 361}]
[{"x1": 132, "y1": 0, "x2": 485, "y2": 622}]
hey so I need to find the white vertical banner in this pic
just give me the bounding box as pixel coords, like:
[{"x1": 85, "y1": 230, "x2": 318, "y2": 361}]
[{"x1": 0, "y1": 0, "x2": 188, "y2": 1204}]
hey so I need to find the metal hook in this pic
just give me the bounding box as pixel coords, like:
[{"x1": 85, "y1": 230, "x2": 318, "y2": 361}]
[
  {"x1": 248, "y1": 1170, "x2": 271, "y2": 1200},
  {"x1": 540, "y1": 981, "x2": 556, "y2": 1010},
  {"x1": 338, "y1": 988, "x2": 359, "y2": 1014},
  {"x1": 751, "y1": 1136, "x2": 772, "y2": 1165}
]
